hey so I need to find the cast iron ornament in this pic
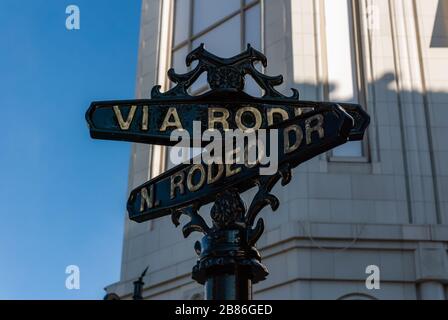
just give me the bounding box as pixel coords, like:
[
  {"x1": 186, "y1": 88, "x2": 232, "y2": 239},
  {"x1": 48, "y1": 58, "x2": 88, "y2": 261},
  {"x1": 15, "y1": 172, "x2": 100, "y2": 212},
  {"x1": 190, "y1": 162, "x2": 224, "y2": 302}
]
[
  {"x1": 154, "y1": 45, "x2": 365, "y2": 288},
  {"x1": 87, "y1": 44, "x2": 370, "y2": 299},
  {"x1": 152, "y1": 44, "x2": 299, "y2": 100},
  {"x1": 169, "y1": 162, "x2": 295, "y2": 285}
]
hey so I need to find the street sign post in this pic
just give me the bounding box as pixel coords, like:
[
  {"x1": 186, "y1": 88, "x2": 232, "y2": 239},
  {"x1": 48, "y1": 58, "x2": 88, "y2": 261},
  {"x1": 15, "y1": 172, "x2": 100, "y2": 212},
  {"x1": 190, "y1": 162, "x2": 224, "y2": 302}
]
[{"x1": 86, "y1": 44, "x2": 370, "y2": 300}]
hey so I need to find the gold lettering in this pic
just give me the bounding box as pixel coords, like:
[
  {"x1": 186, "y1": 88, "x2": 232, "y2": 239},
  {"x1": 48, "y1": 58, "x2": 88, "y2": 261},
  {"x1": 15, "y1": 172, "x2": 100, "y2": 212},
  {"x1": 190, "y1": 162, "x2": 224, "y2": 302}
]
[
  {"x1": 235, "y1": 107, "x2": 262, "y2": 132},
  {"x1": 226, "y1": 163, "x2": 242, "y2": 177},
  {"x1": 187, "y1": 165, "x2": 206, "y2": 192},
  {"x1": 284, "y1": 125, "x2": 303, "y2": 154},
  {"x1": 142, "y1": 105, "x2": 149, "y2": 131},
  {"x1": 140, "y1": 185, "x2": 157, "y2": 212},
  {"x1": 208, "y1": 108, "x2": 230, "y2": 130},
  {"x1": 113, "y1": 105, "x2": 137, "y2": 130},
  {"x1": 207, "y1": 164, "x2": 224, "y2": 185},
  {"x1": 305, "y1": 114, "x2": 325, "y2": 145},
  {"x1": 294, "y1": 107, "x2": 314, "y2": 117},
  {"x1": 267, "y1": 108, "x2": 289, "y2": 126},
  {"x1": 160, "y1": 107, "x2": 183, "y2": 131},
  {"x1": 170, "y1": 172, "x2": 185, "y2": 199}
]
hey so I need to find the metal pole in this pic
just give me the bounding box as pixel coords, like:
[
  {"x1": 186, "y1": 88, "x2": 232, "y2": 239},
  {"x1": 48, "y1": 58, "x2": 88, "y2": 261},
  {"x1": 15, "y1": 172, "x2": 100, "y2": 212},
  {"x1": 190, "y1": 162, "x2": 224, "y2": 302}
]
[
  {"x1": 188, "y1": 190, "x2": 269, "y2": 301},
  {"x1": 204, "y1": 266, "x2": 253, "y2": 300}
]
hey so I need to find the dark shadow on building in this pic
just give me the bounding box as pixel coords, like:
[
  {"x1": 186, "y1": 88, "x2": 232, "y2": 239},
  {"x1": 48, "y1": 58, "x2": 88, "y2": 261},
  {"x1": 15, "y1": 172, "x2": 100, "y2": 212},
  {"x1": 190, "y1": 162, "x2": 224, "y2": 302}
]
[{"x1": 431, "y1": 0, "x2": 448, "y2": 47}]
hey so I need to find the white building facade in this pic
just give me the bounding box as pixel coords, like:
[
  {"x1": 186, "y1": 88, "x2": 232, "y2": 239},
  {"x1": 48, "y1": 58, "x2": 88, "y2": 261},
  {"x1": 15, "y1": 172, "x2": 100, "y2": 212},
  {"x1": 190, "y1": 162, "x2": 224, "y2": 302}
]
[{"x1": 106, "y1": 0, "x2": 448, "y2": 300}]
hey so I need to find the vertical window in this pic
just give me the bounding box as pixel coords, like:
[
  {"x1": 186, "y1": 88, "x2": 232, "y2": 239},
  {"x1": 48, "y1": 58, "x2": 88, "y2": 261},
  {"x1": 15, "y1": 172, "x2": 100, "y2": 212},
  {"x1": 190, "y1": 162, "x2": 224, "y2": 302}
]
[
  {"x1": 167, "y1": 0, "x2": 262, "y2": 169},
  {"x1": 171, "y1": 0, "x2": 261, "y2": 94},
  {"x1": 323, "y1": 0, "x2": 365, "y2": 159}
]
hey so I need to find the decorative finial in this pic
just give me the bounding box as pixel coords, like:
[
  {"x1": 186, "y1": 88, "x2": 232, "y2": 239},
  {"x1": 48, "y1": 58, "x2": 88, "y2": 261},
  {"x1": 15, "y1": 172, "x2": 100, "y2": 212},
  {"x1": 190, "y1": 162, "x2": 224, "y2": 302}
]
[{"x1": 151, "y1": 44, "x2": 300, "y2": 100}]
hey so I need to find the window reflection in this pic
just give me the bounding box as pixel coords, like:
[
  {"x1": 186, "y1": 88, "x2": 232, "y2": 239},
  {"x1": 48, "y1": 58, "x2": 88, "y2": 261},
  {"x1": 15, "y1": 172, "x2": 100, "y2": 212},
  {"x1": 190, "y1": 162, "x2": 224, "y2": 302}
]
[
  {"x1": 173, "y1": 0, "x2": 190, "y2": 46},
  {"x1": 193, "y1": 0, "x2": 241, "y2": 34},
  {"x1": 323, "y1": 0, "x2": 364, "y2": 158},
  {"x1": 171, "y1": 0, "x2": 262, "y2": 95},
  {"x1": 192, "y1": 15, "x2": 242, "y2": 57}
]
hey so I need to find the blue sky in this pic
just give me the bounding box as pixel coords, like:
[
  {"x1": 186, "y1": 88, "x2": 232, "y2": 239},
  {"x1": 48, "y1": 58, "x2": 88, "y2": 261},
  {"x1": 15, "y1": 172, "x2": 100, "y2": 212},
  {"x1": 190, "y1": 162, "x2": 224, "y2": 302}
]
[{"x1": 0, "y1": 0, "x2": 142, "y2": 299}]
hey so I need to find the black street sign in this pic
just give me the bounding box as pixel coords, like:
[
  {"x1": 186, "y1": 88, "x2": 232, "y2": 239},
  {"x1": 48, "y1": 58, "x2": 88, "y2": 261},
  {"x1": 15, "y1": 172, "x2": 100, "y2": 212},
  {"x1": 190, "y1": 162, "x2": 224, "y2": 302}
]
[
  {"x1": 127, "y1": 105, "x2": 353, "y2": 223},
  {"x1": 86, "y1": 97, "x2": 368, "y2": 146},
  {"x1": 86, "y1": 45, "x2": 368, "y2": 147},
  {"x1": 87, "y1": 44, "x2": 370, "y2": 300}
]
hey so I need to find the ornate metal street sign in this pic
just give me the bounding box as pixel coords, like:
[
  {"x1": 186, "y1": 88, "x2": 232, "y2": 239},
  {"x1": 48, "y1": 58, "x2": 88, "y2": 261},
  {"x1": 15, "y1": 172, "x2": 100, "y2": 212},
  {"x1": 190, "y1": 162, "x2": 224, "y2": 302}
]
[
  {"x1": 86, "y1": 45, "x2": 369, "y2": 146},
  {"x1": 86, "y1": 44, "x2": 370, "y2": 300}
]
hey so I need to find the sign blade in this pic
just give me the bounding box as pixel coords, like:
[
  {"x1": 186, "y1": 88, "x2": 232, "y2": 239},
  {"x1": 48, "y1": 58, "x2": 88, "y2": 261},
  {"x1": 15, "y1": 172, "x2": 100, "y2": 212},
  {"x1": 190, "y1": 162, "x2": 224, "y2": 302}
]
[
  {"x1": 86, "y1": 97, "x2": 368, "y2": 146},
  {"x1": 127, "y1": 105, "x2": 354, "y2": 223}
]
